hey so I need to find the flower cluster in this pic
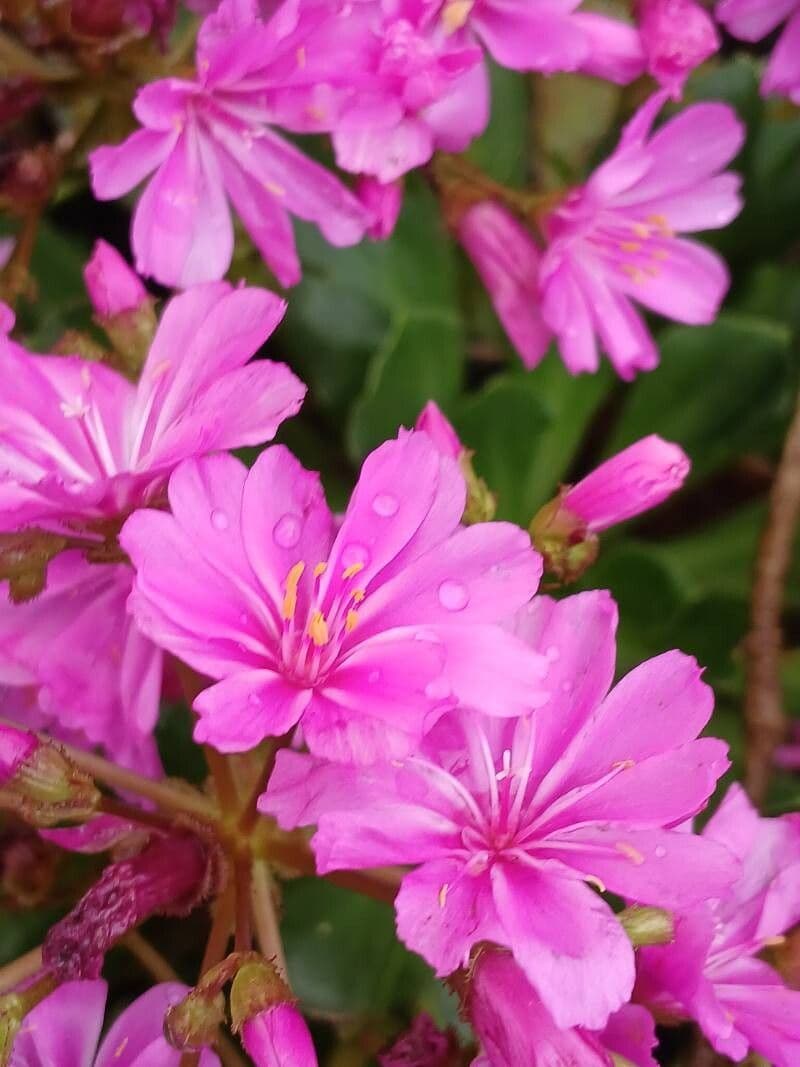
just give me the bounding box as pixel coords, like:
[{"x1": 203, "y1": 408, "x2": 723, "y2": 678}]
[{"x1": 0, "y1": 0, "x2": 798, "y2": 1065}]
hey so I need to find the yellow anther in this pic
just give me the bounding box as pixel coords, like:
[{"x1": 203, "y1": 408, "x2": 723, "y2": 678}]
[
  {"x1": 305, "y1": 105, "x2": 326, "y2": 121},
  {"x1": 438, "y1": 883, "x2": 449, "y2": 908},
  {"x1": 313, "y1": 562, "x2": 328, "y2": 578},
  {"x1": 615, "y1": 842, "x2": 645, "y2": 865},
  {"x1": 263, "y1": 180, "x2": 286, "y2": 197},
  {"x1": 441, "y1": 0, "x2": 474, "y2": 32},
  {"x1": 114, "y1": 1038, "x2": 129, "y2": 1059},
  {"x1": 632, "y1": 222, "x2": 650, "y2": 238},
  {"x1": 621, "y1": 264, "x2": 645, "y2": 283},
  {"x1": 345, "y1": 609, "x2": 359, "y2": 633},
  {"x1": 585, "y1": 875, "x2": 607, "y2": 893},
  {"x1": 619, "y1": 241, "x2": 641, "y2": 253},
  {"x1": 764, "y1": 934, "x2": 787, "y2": 946},
  {"x1": 282, "y1": 561, "x2": 305, "y2": 621},
  {"x1": 307, "y1": 610, "x2": 330, "y2": 646},
  {"x1": 296, "y1": 45, "x2": 306, "y2": 67},
  {"x1": 343, "y1": 562, "x2": 365, "y2": 579},
  {"x1": 352, "y1": 588, "x2": 366, "y2": 603},
  {"x1": 646, "y1": 212, "x2": 673, "y2": 236},
  {"x1": 652, "y1": 249, "x2": 669, "y2": 261},
  {"x1": 611, "y1": 759, "x2": 636, "y2": 770}
]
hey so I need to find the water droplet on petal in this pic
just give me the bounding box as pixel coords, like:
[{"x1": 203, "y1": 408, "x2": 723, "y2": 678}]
[
  {"x1": 372, "y1": 492, "x2": 399, "y2": 517},
  {"x1": 273, "y1": 514, "x2": 302, "y2": 548},
  {"x1": 39, "y1": 685, "x2": 53, "y2": 712},
  {"x1": 438, "y1": 579, "x2": 469, "y2": 611},
  {"x1": 210, "y1": 508, "x2": 229, "y2": 531},
  {"x1": 342, "y1": 543, "x2": 370, "y2": 570},
  {"x1": 654, "y1": 845, "x2": 666, "y2": 859},
  {"x1": 560, "y1": 680, "x2": 573, "y2": 693},
  {"x1": 545, "y1": 645, "x2": 560, "y2": 662},
  {"x1": 368, "y1": 669, "x2": 381, "y2": 685},
  {"x1": 248, "y1": 691, "x2": 262, "y2": 708},
  {"x1": 424, "y1": 678, "x2": 452, "y2": 701}
]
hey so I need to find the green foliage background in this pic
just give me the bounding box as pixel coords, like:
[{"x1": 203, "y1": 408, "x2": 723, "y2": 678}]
[{"x1": 4, "y1": 51, "x2": 800, "y2": 1061}]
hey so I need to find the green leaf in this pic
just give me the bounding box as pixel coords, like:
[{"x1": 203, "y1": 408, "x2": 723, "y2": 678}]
[
  {"x1": 281, "y1": 879, "x2": 435, "y2": 1020},
  {"x1": 608, "y1": 314, "x2": 796, "y2": 479},
  {"x1": 467, "y1": 61, "x2": 529, "y2": 187}
]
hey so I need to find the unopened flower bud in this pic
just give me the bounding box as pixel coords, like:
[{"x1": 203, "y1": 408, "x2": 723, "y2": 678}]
[
  {"x1": 618, "y1": 905, "x2": 675, "y2": 947},
  {"x1": 529, "y1": 492, "x2": 598, "y2": 584},
  {"x1": 0, "y1": 725, "x2": 100, "y2": 828},
  {"x1": 563, "y1": 435, "x2": 690, "y2": 533},
  {"x1": 638, "y1": 0, "x2": 720, "y2": 98},
  {"x1": 357, "y1": 177, "x2": 403, "y2": 240},
  {"x1": 43, "y1": 833, "x2": 211, "y2": 980},
  {"x1": 414, "y1": 405, "x2": 497, "y2": 524},
  {"x1": 164, "y1": 986, "x2": 225, "y2": 1051},
  {"x1": 83, "y1": 241, "x2": 156, "y2": 376},
  {"x1": 241, "y1": 1002, "x2": 318, "y2": 1067}
]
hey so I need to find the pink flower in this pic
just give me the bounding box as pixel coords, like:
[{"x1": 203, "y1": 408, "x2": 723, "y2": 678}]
[
  {"x1": 83, "y1": 239, "x2": 148, "y2": 319},
  {"x1": 0, "y1": 723, "x2": 37, "y2": 785},
  {"x1": 120, "y1": 431, "x2": 546, "y2": 764},
  {"x1": 636, "y1": 784, "x2": 800, "y2": 1066},
  {"x1": 329, "y1": 1, "x2": 489, "y2": 183},
  {"x1": 0, "y1": 282, "x2": 303, "y2": 770},
  {"x1": 90, "y1": 0, "x2": 370, "y2": 288},
  {"x1": 262, "y1": 591, "x2": 736, "y2": 1029},
  {"x1": 10, "y1": 980, "x2": 219, "y2": 1066},
  {"x1": 241, "y1": 1002, "x2": 318, "y2": 1067},
  {"x1": 457, "y1": 201, "x2": 551, "y2": 370},
  {"x1": 637, "y1": 0, "x2": 720, "y2": 98},
  {"x1": 563, "y1": 435, "x2": 691, "y2": 532},
  {"x1": 537, "y1": 91, "x2": 744, "y2": 378},
  {"x1": 414, "y1": 401, "x2": 462, "y2": 460},
  {"x1": 470, "y1": 948, "x2": 658, "y2": 1067},
  {"x1": 717, "y1": 0, "x2": 800, "y2": 102}
]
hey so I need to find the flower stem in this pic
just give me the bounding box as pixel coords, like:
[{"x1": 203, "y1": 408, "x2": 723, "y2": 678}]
[
  {"x1": 250, "y1": 860, "x2": 287, "y2": 979},
  {"x1": 744, "y1": 387, "x2": 800, "y2": 802}
]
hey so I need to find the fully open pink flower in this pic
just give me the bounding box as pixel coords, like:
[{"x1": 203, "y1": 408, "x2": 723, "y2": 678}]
[
  {"x1": 636, "y1": 784, "x2": 800, "y2": 1066},
  {"x1": 717, "y1": 0, "x2": 800, "y2": 102},
  {"x1": 470, "y1": 948, "x2": 658, "y2": 1067},
  {"x1": 121, "y1": 431, "x2": 546, "y2": 764},
  {"x1": 537, "y1": 91, "x2": 744, "y2": 378},
  {"x1": 0, "y1": 283, "x2": 303, "y2": 770},
  {"x1": 263, "y1": 590, "x2": 736, "y2": 1028},
  {"x1": 90, "y1": 0, "x2": 370, "y2": 288},
  {"x1": 10, "y1": 980, "x2": 219, "y2": 1066}
]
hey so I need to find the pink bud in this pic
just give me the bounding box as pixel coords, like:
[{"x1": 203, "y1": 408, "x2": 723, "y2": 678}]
[
  {"x1": 638, "y1": 0, "x2": 720, "y2": 98},
  {"x1": 564, "y1": 435, "x2": 690, "y2": 533},
  {"x1": 83, "y1": 240, "x2": 148, "y2": 319},
  {"x1": 415, "y1": 401, "x2": 462, "y2": 460},
  {"x1": 457, "y1": 202, "x2": 551, "y2": 370},
  {"x1": 357, "y1": 177, "x2": 403, "y2": 240},
  {"x1": 0, "y1": 724, "x2": 37, "y2": 786},
  {"x1": 241, "y1": 1002, "x2": 318, "y2": 1067}
]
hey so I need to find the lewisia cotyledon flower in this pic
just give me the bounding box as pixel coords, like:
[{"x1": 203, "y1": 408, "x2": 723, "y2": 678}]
[
  {"x1": 10, "y1": 980, "x2": 219, "y2": 1067},
  {"x1": 90, "y1": 0, "x2": 371, "y2": 288},
  {"x1": 121, "y1": 430, "x2": 547, "y2": 764},
  {"x1": 0, "y1": 282, "x2": 304, "y2": 770},
  {"x1": 262, "y1": 590, "x2": 737, "y2": 1029},
  {"x1": 636, "y1": 784, "x2": 800, "y2": 1067},
  {"x1": 537, "y1": 90, "x2": 744, "y2": 378}
]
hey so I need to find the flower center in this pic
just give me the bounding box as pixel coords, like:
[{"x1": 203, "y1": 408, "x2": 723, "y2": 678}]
[{"x1": 277, "y1": 559, "x2": 366, "y2": 686}]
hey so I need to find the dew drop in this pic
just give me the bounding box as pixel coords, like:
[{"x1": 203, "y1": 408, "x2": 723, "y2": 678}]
[
  {"x1": 560, "y1": 680, "x2": 573, "y2": 693},
  {"x1": 247, "y1": 691, "x2": 262, "y2": 708},
  {"x1": 342, "y1": 542, "x2": 370, "y2": 570},
  {"x1": 39, "y1": 685, "x2": 53, "y2": 712},
  {"x1": 425, "y1": 678, "x2": 452, "y2": 701},
  {"x1": 654, "y1": 845, "x2": 667, "y2": 859},
  {"x1": 210, "y1": 508, "x2": 229, "y2": 531},
  {"x1": 545, "y1": 645, "x2": 561, "y2": 662},
  {"x1": 437, "y1": 579, "x2": 469, "y2": 611},
  {"x1": 273, "y1": 514, "x2": 302, "y2": 548},
  {"x1": 368, "y1": 669, "x2": 381, "y2": 685},
  {"x1": 372, "y1": 492, "x2": 399, "y2": 517}
]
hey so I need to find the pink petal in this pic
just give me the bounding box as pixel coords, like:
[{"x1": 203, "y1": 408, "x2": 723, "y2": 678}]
[
  {"x1": 240, "y1": 445, "x2": 334, "y2": 618},
  {"x1": 600, "y1": 1004, "x2": 659, "y2": 1067},
  {"x1": 472, "y1": 0, "x2": 589, "y2": 72},
  {"x1": 614, "y1": 237, "x2": 730, "y2": 325},
  {"x1": 509, "y1": 591, "x2": 618, "y2": 778},
  {"x1": 11, "y1": 980, "x2": 106, "y2": 1067},
  {"x1": 491, "y1": 860, "x2": 635, "y2": 1030},
  {"x1": 539, "y1": 258, "x2": 601, "y2": 374},
  {"x1": 574, "y1": 13, "x2": 647, "y2": 83},
  {"x1": 131, "y1": 128, "x2": 233, "y2": 288},
  {"x1": 242, "y1": 1003, "x2": 318, "y2": 1067},
  {"x1": 194, "y1": 671, "x2": 311, "y2": 751},
  {"x1": 333, "y1": 119, "x2": 434, "y2": 183},
  {"x1": 715, "y1": 0, "x2": 796, "y2": 41},
  {"x1": 543, "y1": 823, "x2": 739, "y2": 907},
  {"x1": 90, "y1": 129, "x2": 175, "y2": 199},
  {"x1": 458, "y1": 202, "x2": 551, "y2": 369},
  {"x1": 762, "y1": 8, "x2": 800, "y2": 96},
  {"x1": 571, "y1": 264, "x2": 660, "y2": 380},
  {"x1": 642, "y1": 172, "x2": 743, "y2": 230},
  {"x1": 422, "y1": 61, "x2": 490, "y2": 153},
  {"x1": 395, "y1": 858, "x2": 503, "y2": 976}
]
